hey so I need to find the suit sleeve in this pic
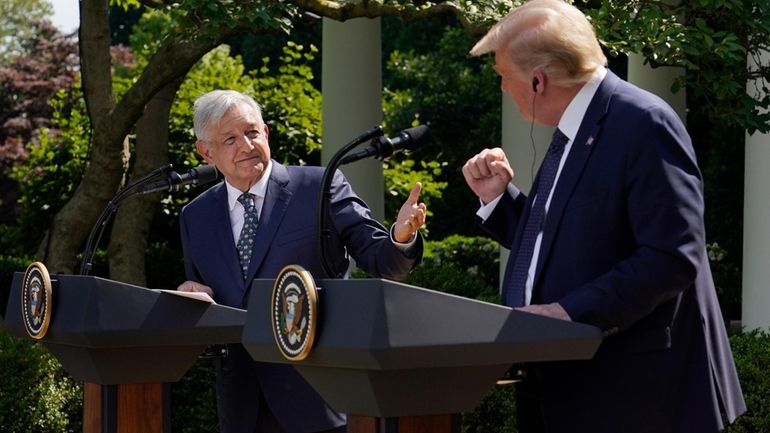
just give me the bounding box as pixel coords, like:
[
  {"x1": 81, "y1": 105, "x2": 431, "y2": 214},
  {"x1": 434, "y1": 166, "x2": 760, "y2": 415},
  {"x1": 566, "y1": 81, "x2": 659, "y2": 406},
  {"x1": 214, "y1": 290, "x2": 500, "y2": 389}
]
[
  {"x1": 559, "y1": 106, "x2": 705, "y2": 331},
  {"x1": 479, "y1": 184, "x2": 528, "y2": 248},
  {"x1": 328, "y1": 169, "x2": 422, "y2": 281},
  {"x1": 179, "y1": 207, "x2": 204, "y2": 283}
]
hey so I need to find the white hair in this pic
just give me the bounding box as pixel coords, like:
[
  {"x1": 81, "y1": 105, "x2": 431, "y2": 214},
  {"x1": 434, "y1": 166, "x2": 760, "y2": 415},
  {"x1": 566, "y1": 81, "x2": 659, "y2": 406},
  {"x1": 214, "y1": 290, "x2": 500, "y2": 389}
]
[{"x1": 193, "y1": 90, "x2": 263, "y2": 143}]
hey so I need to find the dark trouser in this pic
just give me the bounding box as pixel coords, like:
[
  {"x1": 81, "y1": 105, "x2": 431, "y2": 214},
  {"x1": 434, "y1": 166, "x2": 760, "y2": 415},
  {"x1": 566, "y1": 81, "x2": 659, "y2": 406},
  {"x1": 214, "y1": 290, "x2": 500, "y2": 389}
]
[
  {"x1": 515, "y1": 367, "x2": 545, "y2": 433},
  {"x1": 255, "y1": 390, "x2": 346, "y2": 433}
]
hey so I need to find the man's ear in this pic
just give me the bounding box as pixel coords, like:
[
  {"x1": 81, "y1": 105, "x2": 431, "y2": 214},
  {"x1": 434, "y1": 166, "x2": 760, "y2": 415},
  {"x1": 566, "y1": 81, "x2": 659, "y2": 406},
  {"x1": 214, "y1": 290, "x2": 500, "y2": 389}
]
[{"x1": 196, "y1": 140, "x2": 212, "y2": 163}]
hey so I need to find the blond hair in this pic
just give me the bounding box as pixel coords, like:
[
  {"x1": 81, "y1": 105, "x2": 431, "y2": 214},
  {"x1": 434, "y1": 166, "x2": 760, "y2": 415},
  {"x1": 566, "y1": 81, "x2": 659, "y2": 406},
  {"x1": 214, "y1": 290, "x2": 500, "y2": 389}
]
[{"x1": 471, "y1": 0, "x2": 607, "y2": 86}]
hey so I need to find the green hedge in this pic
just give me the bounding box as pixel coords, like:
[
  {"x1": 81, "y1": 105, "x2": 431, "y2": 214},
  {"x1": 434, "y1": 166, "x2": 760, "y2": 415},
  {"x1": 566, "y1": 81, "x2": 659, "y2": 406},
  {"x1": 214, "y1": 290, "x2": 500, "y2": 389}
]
[
  {"x1": 724, "y1": 329, "x2": 770, "y2": 433},
  {"x1": 405, "y1": 234, "x2": 500, "y2": 303},
  {"x1": 0, "y1": 331, "x2": 82, "y2": 433},
  {"x1": 171, "y1": 359, "x2": 219, "y2": 433}
]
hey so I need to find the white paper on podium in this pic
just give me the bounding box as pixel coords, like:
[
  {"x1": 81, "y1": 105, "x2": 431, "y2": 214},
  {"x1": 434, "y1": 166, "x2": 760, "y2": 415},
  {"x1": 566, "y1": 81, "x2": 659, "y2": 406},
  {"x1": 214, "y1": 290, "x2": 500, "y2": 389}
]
[{"x1": 156, "y1": 289, "x2": 216, "y2": 304}]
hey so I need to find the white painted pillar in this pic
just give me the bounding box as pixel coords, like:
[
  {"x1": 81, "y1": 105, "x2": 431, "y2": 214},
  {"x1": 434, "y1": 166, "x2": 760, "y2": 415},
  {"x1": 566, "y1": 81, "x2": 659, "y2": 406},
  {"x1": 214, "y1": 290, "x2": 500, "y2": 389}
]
[
  {"x1": 742, "y1": 49, "x2": 770, "y2": 331},
  {"x1": 627, "y1": 53, "x2": 687, "y2": 123},
  {"x1": 321, "y1": 17, "x2": 383, "y2": 219}
]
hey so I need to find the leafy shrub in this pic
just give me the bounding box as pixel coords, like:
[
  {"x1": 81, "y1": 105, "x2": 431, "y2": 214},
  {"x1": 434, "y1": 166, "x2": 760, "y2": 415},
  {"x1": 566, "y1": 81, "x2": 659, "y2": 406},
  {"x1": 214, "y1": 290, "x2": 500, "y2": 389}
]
[
  {"x1": 0, "y1": 331, "x2": 82, "y2": 433},
  {"x1": 1, "y1": 254, "x2": 32, "y2": 322},
  {"x1": 406, "y1": 235, "x2": 500, "y2": 302},
  {"x1": 462, "y1": 385, "x2": 517, "y2": 433},
  {"x1": 171, "y1": 358, "x2": 218, "y2": 433},
  {"x1": 724, "y1": 329, "x2": 770, "y2": 433}
]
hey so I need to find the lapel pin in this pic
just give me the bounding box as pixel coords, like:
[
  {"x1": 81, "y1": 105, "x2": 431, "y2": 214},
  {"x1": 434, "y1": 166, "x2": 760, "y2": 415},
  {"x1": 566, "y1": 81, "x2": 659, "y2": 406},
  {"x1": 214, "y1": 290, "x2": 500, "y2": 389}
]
[{"x1": 585, "y1": 136, "x2": 594, "y2": 146}]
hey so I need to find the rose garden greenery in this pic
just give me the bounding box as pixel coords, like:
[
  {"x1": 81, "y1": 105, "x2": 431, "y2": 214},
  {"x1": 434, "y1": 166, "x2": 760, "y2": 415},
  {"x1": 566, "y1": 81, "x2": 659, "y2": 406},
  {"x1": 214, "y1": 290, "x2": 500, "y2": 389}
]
[{"x1": 1, "y1": 0, "x2": 769, "y2": 431}]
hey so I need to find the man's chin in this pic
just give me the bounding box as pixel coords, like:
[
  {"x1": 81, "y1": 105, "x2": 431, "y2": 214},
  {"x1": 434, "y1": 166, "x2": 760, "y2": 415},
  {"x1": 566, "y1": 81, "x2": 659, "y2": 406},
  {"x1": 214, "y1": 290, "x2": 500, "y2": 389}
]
[{"x1": 240, "y1": 164, "x2": 264, "y2": 181}]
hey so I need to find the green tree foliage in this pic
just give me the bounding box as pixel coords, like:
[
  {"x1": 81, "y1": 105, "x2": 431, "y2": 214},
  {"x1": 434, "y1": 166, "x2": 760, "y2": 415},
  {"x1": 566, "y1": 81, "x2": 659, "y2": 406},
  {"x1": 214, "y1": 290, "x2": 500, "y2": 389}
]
[
  {"x1": 384, "y1": 158, "x2": 448, "y2": 233},
  {"x1": 587, "y1": 0, "x2": 770, "y2": 134},
  {"x1": 3, "y1": 86, "x2": 91, "y2": 257},
  {"x1": 382, "y1": 16, "x2": 501, "y2": 237},
  {"x1": 0, "y1": 21, "x2": 79, "y2": 229},
  {"x1": 0, "y1": 0, "x2": 54, "y2": 64}
]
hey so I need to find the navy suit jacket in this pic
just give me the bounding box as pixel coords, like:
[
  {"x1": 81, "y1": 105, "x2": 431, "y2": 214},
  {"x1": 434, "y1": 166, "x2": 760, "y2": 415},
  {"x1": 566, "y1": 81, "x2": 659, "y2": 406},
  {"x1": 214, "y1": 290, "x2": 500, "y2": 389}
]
[
  {"x1": 180, "y1": 161, "x2": 422, "y2": 433},
  {"x1": 483, "y1": 71, "x2": 745, "y2": 433}
]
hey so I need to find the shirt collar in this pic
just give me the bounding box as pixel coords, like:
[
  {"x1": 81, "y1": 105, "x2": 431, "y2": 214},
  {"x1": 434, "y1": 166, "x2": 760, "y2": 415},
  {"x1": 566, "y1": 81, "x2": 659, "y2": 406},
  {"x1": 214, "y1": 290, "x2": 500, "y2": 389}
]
[
  {"x1": 225, "y1": 160, "x2": 272, "y2": 211},
  {"x1": 557, "y1": 67, "x2": 607, "y2": 142}
]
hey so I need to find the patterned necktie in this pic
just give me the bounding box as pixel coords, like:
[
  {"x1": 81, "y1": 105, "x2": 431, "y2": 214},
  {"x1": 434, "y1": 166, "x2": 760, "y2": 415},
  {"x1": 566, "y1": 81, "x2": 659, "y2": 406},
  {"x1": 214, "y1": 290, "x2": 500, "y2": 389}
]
[
  {"x1": 236, "y1": 192, "x2": 259, "y2": 280},
  {"x1": 503, "y1": 128, "x2": 569, "y2": 307}
]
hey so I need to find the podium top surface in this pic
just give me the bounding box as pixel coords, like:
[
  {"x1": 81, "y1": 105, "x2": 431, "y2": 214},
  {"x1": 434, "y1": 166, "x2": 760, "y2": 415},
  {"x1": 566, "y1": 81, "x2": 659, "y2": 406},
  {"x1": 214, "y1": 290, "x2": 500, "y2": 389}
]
[
  {"x1": 244, "y1": 278, "x2": 603, "y2": 369},
  {"x1": 6, "y1": 273, "x2": 246, "y2": 348}
]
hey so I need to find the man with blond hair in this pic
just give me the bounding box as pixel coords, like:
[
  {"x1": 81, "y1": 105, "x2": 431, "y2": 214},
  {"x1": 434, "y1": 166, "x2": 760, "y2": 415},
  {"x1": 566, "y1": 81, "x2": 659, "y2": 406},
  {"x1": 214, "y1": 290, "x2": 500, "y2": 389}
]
[{"x1": 462, "y1": 1, "x2": 746, "y2": 431}]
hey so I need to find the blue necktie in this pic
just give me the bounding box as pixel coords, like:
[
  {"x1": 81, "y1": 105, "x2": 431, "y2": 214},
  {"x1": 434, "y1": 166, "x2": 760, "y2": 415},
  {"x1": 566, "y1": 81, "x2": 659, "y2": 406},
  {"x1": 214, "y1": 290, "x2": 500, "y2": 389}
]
[
  {"x1": 236, "y1": 192, "x2": 259, "y2": 280},
  {"x1": 503, "y1": 128, "x2": 569, "y2": 307}
]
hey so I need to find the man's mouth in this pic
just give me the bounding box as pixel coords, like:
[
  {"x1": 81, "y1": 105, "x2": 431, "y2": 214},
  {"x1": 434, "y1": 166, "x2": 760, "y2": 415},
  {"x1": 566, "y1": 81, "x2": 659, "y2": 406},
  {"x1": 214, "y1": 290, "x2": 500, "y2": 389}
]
[{"x1": 238, "y1": 155, "x2": 262, "y2": 164}]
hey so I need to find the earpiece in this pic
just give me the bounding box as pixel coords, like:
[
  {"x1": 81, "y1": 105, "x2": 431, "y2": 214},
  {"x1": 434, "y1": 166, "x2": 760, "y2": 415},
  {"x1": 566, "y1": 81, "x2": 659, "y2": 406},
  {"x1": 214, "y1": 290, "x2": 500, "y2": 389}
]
[{"x1": 532, "y1": 77, "x2": 539, "y2": 92}]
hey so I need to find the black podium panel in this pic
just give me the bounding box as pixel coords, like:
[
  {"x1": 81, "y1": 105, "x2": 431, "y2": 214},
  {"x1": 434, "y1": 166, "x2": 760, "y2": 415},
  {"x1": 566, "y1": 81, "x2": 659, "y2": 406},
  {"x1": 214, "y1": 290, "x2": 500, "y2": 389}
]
[
  {"x1": 6, "y1": 273, "x2": 246, "y2": 384},
  {"x1": 243, "y1": 278, "x2": 603, "y2": 417}
]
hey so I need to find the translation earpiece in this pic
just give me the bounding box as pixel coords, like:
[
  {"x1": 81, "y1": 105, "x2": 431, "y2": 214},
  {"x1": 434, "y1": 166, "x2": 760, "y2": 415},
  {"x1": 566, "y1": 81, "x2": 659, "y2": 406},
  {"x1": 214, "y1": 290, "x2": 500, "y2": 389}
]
[{"x1": 532, "y1": 77, "x2": 540, "y2": 92}]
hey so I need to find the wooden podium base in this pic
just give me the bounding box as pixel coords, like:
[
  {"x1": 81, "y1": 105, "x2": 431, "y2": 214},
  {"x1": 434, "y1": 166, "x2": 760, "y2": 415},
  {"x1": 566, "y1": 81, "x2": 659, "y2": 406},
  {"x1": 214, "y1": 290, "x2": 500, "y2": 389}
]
[
  {"x1": 348, "y1": 414, "x2": 460, "y2": 433},
  {"x1": 83, "y1": 382, "x2": 170, "y2": 433}
]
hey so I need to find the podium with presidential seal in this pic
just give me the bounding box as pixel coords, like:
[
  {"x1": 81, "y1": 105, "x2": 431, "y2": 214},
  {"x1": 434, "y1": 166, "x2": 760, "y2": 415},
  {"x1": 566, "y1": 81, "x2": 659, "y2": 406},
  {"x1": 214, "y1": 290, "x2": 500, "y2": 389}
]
[
  {"x1": 3, "y1": 262, "x2": 246, "y2": 433},
  {"x1": 243, "y1": 264, "x2": 604, "y2": 433}
]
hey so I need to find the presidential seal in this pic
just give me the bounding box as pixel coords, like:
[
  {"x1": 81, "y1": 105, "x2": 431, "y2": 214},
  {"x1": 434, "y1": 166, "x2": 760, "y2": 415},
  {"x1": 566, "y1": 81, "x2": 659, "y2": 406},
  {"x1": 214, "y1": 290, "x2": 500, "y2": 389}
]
[
  {"x1": 21, "y1": 262, "x2": 53, "y2": 340},
  {"x1": 271, "y1": 265, "x2": 318, "y2": 361}
]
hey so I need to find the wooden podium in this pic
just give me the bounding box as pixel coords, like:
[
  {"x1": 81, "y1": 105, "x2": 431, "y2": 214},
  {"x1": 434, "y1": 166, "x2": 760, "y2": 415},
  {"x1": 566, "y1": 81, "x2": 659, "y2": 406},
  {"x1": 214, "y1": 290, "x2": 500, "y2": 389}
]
[
  {"x1": 4, "y1": 273, "x2": 246, "y2": 433},
  {"x1": 243, "y1": 278, "x2": 604, "y2": 433}
]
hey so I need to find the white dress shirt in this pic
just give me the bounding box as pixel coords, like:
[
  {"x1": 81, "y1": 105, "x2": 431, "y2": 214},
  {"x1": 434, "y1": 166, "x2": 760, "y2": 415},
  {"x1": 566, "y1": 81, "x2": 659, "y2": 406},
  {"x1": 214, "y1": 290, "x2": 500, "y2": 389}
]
[
  {"x1": 479, "y1": 67, "x2": 607, "y2": 305},
  {"x1": 225, "y1": 161, "x2": 273, "y2": 244}
]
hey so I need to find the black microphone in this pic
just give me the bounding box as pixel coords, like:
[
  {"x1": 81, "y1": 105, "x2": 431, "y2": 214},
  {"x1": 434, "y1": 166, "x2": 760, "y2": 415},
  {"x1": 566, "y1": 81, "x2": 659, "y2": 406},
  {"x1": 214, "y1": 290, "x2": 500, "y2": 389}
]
[
  {"x1": 340, "y1": 125, "x2": 430, "y2": 165},
  {"x1": 137, "y1": 165, "x2": 219, "y2": 194}
]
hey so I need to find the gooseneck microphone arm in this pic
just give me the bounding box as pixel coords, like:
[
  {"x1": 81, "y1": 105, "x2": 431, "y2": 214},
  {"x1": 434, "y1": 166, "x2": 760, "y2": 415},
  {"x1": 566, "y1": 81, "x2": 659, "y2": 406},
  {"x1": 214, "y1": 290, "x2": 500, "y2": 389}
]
[
  {"x1": 78, "y1": 164, "x2": 218, "y2": 276},
  {"x1": 317, "y1": 126, "x2": 384, "y2": 278},
  {"x1": 78, "y1": 164, "x2": 174, "y2": 275}
]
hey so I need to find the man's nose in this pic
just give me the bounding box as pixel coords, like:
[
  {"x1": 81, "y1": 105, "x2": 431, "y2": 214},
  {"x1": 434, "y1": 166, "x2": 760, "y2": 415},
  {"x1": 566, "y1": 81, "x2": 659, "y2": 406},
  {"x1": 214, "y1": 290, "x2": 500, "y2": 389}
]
[{"x1": 236, "y1": 135, "x2": 254, "y2": 151}]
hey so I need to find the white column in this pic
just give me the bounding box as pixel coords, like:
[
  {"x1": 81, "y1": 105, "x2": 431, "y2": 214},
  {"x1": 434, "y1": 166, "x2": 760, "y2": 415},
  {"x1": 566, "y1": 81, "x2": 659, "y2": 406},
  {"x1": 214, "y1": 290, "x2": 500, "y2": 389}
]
[
  {"x1": 321, "y1": 17, "x2": 383, "y2": 219},
  {"x1": 742, "y1": 49, "x2": 770, "y2": 331},
  {"x1": 627, "y1": 53, "x2": 687, "y2": 123}
]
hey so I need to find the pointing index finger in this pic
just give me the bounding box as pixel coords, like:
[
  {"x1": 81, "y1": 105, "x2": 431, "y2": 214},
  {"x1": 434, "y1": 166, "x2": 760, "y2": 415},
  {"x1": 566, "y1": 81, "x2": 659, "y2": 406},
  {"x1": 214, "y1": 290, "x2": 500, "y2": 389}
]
[{"x1": 408, "y1": 182, "x2": 422, "y2": 204}]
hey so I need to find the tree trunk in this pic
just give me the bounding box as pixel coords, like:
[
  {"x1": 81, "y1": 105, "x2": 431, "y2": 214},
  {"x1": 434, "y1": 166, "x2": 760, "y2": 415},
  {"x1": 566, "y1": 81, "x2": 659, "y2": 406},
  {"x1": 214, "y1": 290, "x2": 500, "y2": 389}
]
[
  {"x1": 36, "y1": 0, "x2": 125, "y2": 273},
  {"x1": 107, "y1": 79, "x2": 182, "y2": 286},
  {"x1": 36, "y1": 0, "x2": 230, "y2": 274}
]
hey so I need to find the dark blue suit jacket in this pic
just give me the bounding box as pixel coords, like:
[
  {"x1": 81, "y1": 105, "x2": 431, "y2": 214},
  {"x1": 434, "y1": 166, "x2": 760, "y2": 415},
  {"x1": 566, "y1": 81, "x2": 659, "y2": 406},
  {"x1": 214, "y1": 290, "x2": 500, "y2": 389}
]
[
  {"x1": 483, "y1": 71, "x2": 745, "y2": 433},
  {"x1": 180, "y1": 161, "x2": 422, "y2": 433}
]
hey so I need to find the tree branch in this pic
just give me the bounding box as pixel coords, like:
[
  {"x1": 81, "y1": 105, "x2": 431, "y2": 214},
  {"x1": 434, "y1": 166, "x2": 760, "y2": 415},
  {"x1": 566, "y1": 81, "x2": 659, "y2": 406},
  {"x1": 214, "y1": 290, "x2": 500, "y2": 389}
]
[{"x1": 288, "y1": 0, "x2": 491, "y2": 35}]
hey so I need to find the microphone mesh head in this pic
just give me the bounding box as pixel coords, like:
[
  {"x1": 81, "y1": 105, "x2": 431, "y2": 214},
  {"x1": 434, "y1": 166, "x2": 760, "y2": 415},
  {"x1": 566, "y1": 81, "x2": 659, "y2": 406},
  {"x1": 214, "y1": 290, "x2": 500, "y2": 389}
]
[
  {"x1": 403, "y1": 125, "x2": 430, "y2": 150},
  {"x1": 195, "y1": 165, "x2": 219, "y2": 184}
]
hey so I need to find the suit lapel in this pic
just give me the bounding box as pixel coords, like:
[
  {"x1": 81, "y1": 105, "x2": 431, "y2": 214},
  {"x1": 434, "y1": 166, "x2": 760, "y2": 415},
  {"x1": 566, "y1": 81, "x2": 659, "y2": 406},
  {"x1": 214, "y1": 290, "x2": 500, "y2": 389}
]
[
  {"x1": 243, "y1": 161, "x2": 292, "y2": 281},
  {"x1": 211, "y1": 184, "x2": 245, "y2": 290},
  {"x1": 533, "y1": 71, "x2": 619, "y2": 289}
]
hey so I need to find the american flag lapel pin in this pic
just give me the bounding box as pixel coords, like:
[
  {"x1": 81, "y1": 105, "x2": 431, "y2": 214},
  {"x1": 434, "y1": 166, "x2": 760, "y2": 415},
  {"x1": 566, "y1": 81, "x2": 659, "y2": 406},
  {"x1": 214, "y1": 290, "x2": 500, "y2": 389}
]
[{"x1": 585, "y1": 136, "x2": 594, "y2": 146}]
